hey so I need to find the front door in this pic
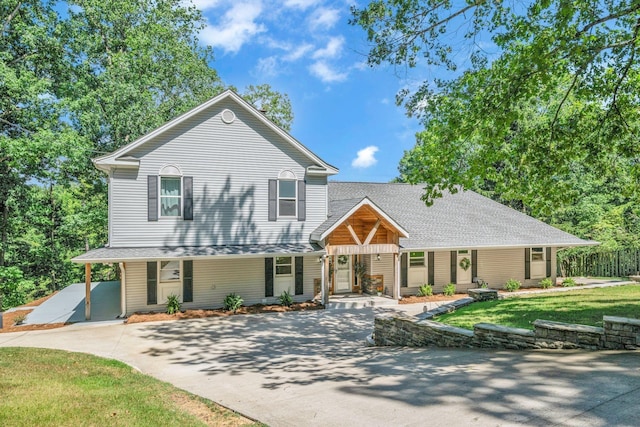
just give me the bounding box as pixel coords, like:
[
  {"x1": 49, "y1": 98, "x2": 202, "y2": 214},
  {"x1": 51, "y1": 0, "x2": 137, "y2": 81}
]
[
  {"x1": 335, "y1": 255, "x2": 352, "y2": 293},
  {"x1": 457, "y1": 250, "x2": 472, "y2": 284}
]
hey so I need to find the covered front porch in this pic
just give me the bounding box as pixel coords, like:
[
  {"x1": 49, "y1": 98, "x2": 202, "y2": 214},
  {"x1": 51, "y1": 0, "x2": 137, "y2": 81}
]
[{"x1": 312, "y1": 197, "x2": 410, "y2": 305}]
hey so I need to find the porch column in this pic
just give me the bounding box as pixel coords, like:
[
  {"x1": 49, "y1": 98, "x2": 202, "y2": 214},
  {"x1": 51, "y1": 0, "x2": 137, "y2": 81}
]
[
  {"x1": 85, "y1": 263, "x2": 91, "y2": 320},
  {"x1": 321, "y1": 255, "x2": 327, "y2": 305},
  {"x1": 394, "y1": 252, "x2": 400, "y2": 300}
]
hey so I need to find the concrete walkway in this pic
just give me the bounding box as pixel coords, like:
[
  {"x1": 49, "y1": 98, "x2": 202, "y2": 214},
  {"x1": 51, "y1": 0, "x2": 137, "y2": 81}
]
[
  {"x1": 20, "y1": 281, "x2": 121, "y2": 325},
  {"x1": 1, "y1": 308, "x2": 638, "y2": 426}
]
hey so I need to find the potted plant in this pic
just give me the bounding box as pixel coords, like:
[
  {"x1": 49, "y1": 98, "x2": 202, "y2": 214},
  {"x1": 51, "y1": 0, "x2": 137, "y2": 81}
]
[
  {"x1": 353, "y1": 260, "x2": 367, "y2": 294},
  {"x1": 376, "y1": 285, "x2": 383, "y2": 296}
]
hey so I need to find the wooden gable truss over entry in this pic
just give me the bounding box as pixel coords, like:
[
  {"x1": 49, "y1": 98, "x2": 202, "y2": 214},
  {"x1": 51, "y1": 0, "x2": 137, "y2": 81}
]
[{"x1": 315, "y1": 199, "x2": 409, "y2": 304}]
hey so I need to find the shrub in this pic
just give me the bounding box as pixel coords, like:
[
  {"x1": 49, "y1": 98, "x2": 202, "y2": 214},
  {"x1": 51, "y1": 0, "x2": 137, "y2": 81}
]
[
  {"x1": 165, "y1": 294, "x2": 181, "y2": 315},
  {"x1": 443, "y1": 283, "x2": 456, "y2": 296},
  {"x1": 504, "y1": 279, "x2": 521, "y2": 292},
  {"x1": 13, "y1": 312, "x2": 28, "y2": 326},
  {"x1": 540, "y1": 278, "x2": 553, "y2": 289},
  {"x1": 278, "y1": 290, "x2": 293, "y2": 307},
  {"x1": 223, "y1": 293, "x2": 243, "y2": 313},
  {"x1": 417, "y1": 284, "x2": 433, "y2": 297},
  {"x1": 562, "y1": 277, "x2": 576, "y2": 287},
  {"x1": 0, "y1": 267, "x2": 36, "y2": 310}
]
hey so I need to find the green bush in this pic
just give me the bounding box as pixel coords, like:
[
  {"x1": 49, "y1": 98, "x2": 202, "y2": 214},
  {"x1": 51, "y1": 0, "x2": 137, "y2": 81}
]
[
  {"x1": 562, "y1": 277, "x2": 576, "y2": 287},
  {"x1": 165, "y1": 294, "x2": 181, "y2": 314},
  {"x1": 540, "y1": 278, "x2": 554, "y2": 289},
  {"x1": 504, "y1": 279, "x2": 521, "y2": 292},
  {"x1": 417, "y1": 284, "x2": 433, "y2": 297},
  {"x1": 278, "y1": 290, "x2": 293, "y2": 307},
  {"x1": 443, "y1": 283, "x2": 456, "y2": 296},
  {"x1": 0, "y1": 267, "x2": 36, "y2": 310},
  {"x1": 223, "y1": 293, "x2": 243, "y2": 313}
]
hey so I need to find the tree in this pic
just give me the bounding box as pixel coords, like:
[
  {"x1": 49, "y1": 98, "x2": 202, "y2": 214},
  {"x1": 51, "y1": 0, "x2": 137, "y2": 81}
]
[
  {"x1": 352, "y1": 1, "x2": 640, "y2": 205},
  {"x1": 241, "y1": 84, "x2": 294, "y2": 132}
]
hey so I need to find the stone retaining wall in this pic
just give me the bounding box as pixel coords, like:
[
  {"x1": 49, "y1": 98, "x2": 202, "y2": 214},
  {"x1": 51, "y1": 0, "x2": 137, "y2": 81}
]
[{"x1": 374, "y1": 313, "x2": 639, "y2": 351}]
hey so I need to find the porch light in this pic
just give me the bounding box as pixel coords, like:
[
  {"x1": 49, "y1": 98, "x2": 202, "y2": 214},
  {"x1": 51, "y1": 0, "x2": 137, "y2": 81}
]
[{"x1": 376, "y1": 254, "x2": 381, "y2": 261}]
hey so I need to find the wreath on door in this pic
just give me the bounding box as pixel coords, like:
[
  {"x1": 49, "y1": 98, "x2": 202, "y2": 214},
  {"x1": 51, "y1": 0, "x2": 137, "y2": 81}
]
[
  {"x1": 337, "y1": 255, "x2": 349, "y2": 265},
  {"x1": 459, "y1": 257, "x2": 471, "y2": 271}
]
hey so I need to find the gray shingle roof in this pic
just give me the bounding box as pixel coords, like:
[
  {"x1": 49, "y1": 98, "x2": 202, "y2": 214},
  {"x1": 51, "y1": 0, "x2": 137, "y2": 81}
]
[
  {"x1": 72, "y1": 243, "x2": 323, "y2": 263},
  {"x1": 325, "y1": 182, "x2": 596, "y2": 250}
]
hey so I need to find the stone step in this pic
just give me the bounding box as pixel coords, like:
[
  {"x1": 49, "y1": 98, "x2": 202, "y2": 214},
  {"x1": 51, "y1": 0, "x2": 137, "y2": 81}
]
[{"x1": 326, "y1": 296, "x2": 398, "y2": 310}]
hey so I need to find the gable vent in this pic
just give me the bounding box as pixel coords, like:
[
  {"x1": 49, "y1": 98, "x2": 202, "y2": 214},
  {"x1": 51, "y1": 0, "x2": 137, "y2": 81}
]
[{"x1": 221, "y1": 109, "x2": 235, "y2": 124}]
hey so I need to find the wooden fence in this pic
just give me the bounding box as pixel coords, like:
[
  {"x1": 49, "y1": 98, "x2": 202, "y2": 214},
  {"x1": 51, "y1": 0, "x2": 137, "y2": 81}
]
[{"x1": 558, "y1": 249, "x2": 640, "y2": 278}]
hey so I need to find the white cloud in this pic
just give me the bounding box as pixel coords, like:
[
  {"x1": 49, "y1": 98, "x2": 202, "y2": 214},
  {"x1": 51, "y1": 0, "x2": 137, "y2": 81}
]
[
  {"x1": 284, "y1": 43, "x2": 314, "y2": 61},
  {"x1": 309, "y1": 7, "x2": 340, "y2": 30},
  {"x1": 312, "y1": 36, "x2": 344, "y2": 60},
  {"x1": 381, "y1": 98, "x2": 389, "y2": 104},
  {"x1": 309, "y1": 61, "x2": 348, "y2": 83},
  {"x1": 188, "y1": 0, "x2": 221, "y2": 10},
  {"x1": 283, "y1": 0, "x2": 319, "y2": 10},
  {"x1": 352, "y1": 146, "x2": 379, "y2": 168},
  {"x1": 255, "y1": 56, "x2": 279, "y2": 76},
  {"x1": 199, "y1": 1, "x2": 265, "y2": 54}
]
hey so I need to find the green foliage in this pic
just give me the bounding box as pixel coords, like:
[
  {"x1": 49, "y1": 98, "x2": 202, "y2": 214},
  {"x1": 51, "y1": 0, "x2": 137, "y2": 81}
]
[
  {"x1": 562, "y1": 278, "x2": 577, "y2": 287},
  {"x1": 165, "y1": 294, "x2": 181, "y2": 315},
  {"x1": 241, "y1": 84, "x2": 294, "y2": 132},
  {"x1": 0, "y1": 267, "x2": 36, "y2": 310},
  {"x1": 417, "y1": 284, "x2": 433, "y2": 297},
  {"x1": 504, "y1": 279, "x2": 521, "y2": 292},
  {"x1": 352, "y1": 0, "x2": 640, "y2": 225},
  {"x1": 443, "y1": 283, "x2": 456, "y2": 297},
  {"x1": 539, "y1": 278, "x2": 554, "y2": 289},
  {"x1": 223, "y1": 293, "x2": 243, "y2": 313},
  {"x1": 278, "y1": 290, "x2": 293, "y2": 307}
]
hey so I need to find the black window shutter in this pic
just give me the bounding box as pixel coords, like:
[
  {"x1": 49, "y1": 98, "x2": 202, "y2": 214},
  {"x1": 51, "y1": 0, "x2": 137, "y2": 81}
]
[
  {"x1": 183, "y1": 260, "x2": 193, "y2": 302},
  {"x1": 471, "y1": 250, "x2": 478, "y2": 281},
  {"x1": 546, "y1": 247, "x2": 552, "y2": 277},
  {"x1": 450, "y1": 251, "x2": 457, "y2": 284},
  {"x1": 428, "y1": 252, "x2": 435, "y2": 285},
  {"x1": 183, "y1": 176, "x2": 193, "y2": 221},
  {"x1": 295, "y1": 256, "x2": 304, "y2": 295},
  {"x1": 268, "y1": 179, "x2": 277, "y2": 221},
  {"x1": 400, "y1": 253, "x2": 408, "y2": 287},
  {"x1": 148, "y1": 176, "x2": 158, "y2": 221},
  {"x1": 297, "y1": 180, "x2": 306, "y2": 221},
  {"x1": 525, "y1": 248, "x2": 531, "y2": 280},
  {"x1": 265, "y1": 257, "x2": 274, "y2": 297},
  {"x1": 147, "y1": 261, "x2": 157, "y2": 305}
]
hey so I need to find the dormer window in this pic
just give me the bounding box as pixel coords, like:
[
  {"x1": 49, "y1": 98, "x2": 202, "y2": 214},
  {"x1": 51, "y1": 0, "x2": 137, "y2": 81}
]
[{"x1": 278, "y1": 170, "x2": 297, "y2": 217}]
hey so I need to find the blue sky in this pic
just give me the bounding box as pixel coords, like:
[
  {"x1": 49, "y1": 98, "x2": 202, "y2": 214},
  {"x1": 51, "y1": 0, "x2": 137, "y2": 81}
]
[{"x1": 192, "y1": 0, "x2": 424, "y2": 182}]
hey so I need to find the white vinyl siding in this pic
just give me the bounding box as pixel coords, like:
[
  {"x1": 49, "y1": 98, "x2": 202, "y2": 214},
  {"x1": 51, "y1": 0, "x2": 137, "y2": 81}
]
[
  {"x1": 124, "y1": 256, "x2": 320, "y2": 315},
  {"x1": 109, "y1": 97, "x2": 328, "y2": 248}
]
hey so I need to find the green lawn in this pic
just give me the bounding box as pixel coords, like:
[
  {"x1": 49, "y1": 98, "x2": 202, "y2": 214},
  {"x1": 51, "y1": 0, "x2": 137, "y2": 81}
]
[
  {"x1": 0, "y1": 347, "x2": 262, "y2": 427},
  {"x1": 437, "y1": 284, "x2": 640, "y2": 330}
]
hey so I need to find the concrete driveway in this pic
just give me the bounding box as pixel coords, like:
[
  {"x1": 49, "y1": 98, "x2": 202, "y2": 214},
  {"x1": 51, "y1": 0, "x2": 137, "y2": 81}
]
[{"x1": 1, "y1": 308, "x2": 639, "y2": 426}]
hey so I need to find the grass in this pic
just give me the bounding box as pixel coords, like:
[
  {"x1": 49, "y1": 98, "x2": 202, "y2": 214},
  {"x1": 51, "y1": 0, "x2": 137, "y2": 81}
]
[
  {"x1": 0, "y1": 347, "x2": 262, "y2": 427},
  {"x1": 437, "y1": 284, "x2": 640, "y2": 330}
]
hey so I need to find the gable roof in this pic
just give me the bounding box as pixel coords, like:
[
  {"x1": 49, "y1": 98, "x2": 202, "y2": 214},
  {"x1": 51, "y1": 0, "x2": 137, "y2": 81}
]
[
  {"x1": 93, "y1": 89, "x2": 338, "y2": 175},
  {"x1": 327, "y1": 182, "x2": 598, "y2": 250},
  {"x1": 310, "y1": 197, "x2": 410, "y2": 242}
]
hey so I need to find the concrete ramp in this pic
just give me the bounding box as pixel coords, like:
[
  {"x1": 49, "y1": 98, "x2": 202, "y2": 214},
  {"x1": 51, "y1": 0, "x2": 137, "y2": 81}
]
[{"x1": 24, "y1": 281, "x2": 121, "y2": 325}]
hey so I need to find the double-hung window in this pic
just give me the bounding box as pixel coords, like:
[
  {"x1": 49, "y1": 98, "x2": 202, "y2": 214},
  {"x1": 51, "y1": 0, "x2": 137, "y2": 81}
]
[
  {"x1": 275, "y1": 256, "x2": 292, "y2": 276},
  {"x1": 278, "y1": 180, "x2": 296, "y2": 217},
  {"x1": 531, "y1": 247, "x2": 544, "y2": 262},
  {"x1": 409, "y1": 251, "x2": 425, "y2": 268},
  {"x1": 160, "y1": 177, "x2": 181, "y2": 217}
]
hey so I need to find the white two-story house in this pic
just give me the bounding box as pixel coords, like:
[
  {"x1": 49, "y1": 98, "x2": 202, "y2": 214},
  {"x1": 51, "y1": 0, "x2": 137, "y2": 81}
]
[{"x1": 73, "y1": 90, "x2": 596, "y2": 317}]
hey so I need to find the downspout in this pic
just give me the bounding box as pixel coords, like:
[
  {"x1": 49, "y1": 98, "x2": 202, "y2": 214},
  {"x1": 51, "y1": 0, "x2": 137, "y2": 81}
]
[{"x1": 118, "y1": 262, "x2": 127, "y2": 318}]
